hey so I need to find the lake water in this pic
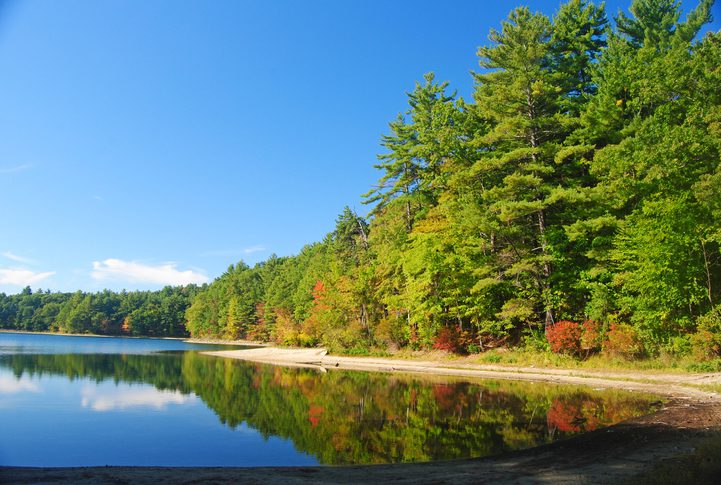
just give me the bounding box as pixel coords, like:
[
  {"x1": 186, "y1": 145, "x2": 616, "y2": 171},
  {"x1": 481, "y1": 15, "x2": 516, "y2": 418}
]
[{"x1": 0, "y1": 332, "x2": 661, "y2": 467}]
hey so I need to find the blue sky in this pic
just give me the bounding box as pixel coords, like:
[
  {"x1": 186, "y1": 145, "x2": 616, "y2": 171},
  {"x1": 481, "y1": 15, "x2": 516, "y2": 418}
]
[{"x1": 0, "y1": 0, "x2": 719, "y2": 294}]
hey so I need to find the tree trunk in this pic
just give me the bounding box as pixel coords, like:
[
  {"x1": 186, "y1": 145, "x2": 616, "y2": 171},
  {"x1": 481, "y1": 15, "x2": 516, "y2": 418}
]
[
  {"x1": 701, "y1": 239, "x2": 714, "y2": 307},
  {"x1": 537, "y1": 208, "x2": 554, "y2": 328}
]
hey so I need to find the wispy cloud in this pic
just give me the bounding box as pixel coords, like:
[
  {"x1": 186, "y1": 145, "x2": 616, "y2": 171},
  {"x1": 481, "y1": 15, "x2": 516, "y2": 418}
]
[
  {"x1": 0, "y1": 268, "x2": 55, "y2": 286},
  {"x1": 81, "y1": 386, "x2": 195, "y2": 412},
  {"x1": 2, "y1": 251, "x2": 37, "y2": 265},
  {"x1": 0, "y1": 163, "x2": 33, "y2": 174},
  {"x1": 91, "y1": 259, "x2": 209, "y2": 286},
  {"x1": 201, "y1": 245, "x2": 267, "y2": 257},
  {"x1": 243, "y1": 245, "x2": 266, "y2": 254}
]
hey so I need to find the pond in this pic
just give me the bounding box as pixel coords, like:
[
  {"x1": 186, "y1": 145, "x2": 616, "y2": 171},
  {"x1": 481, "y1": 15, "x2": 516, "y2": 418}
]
[{"x1": 0, "y1": 332, "x2": 661, "y2": 467}]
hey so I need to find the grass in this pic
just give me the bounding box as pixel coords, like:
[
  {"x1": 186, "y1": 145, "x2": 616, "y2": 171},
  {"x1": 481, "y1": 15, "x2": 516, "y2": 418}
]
[
  {"x1": 689, "y1": 383, "x2": 721, "y2": 394},
  {"x1": 468, "y1": 348, "x2": 721, "y2": 374},
  {"x1": 344, "y1": 346, "x2": 721, "y2": 375}
]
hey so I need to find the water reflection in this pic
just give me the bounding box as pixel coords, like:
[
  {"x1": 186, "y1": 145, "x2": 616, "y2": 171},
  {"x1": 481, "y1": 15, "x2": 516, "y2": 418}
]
[
  {"x1": 0, "y1": 349, "x2": 661, "y2": 465},
  {"x1": 0, "y1": 374, "x2": 40, "y2": 394},
  {"x1": 80, "y1": 384, "x2": 196, "y2": 412}
]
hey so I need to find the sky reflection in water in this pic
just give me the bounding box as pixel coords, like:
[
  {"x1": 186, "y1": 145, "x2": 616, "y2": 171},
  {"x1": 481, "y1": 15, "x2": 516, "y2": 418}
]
[{"x1": 0, "y1": 332, "x2": 661, "y2": 467}]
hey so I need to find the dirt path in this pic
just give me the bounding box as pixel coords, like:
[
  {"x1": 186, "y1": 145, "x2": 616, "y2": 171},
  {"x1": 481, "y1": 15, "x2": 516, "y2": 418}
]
[{"x1": 3, "y1": 349, "x2": 721, "y2": 484}]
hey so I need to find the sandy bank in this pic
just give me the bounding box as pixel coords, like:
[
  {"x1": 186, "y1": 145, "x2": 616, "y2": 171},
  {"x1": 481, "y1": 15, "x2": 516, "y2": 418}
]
[{"x1": 205, "y1": 347, "x2": 721, "y2": 399}]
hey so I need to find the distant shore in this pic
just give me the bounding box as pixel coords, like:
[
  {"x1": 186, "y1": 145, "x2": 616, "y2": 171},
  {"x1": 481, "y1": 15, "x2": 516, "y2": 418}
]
[
  {"x1": 0, "y1": 329, "x2": 187, "y2": 340},
  {"x1": 0, "y1": 329, "x2": 271, "y2": 347}
]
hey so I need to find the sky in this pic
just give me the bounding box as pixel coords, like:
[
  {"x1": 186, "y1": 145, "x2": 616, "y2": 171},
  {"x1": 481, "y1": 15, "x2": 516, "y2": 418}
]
[{"x1": 0, "y1": 0, "x2": 719, "y2": 295}]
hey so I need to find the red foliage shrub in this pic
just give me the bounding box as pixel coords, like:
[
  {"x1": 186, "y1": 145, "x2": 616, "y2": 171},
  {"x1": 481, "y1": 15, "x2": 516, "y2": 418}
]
[
  {"x1": 580, "y1": 320, "x2": 603, "y2": 352},
  {"x1": 545, "y1": 320, "x2": 582, "y2": 355},
  {"x1": 603, "y1": 323, "x2": 644, "y2": 358},
  {"x1": 432, "y1": 326, "x2": 461, "y2": 353}
]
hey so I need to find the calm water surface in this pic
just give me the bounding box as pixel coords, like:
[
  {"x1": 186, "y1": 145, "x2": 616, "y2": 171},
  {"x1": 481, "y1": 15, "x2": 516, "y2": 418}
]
[{"x1": 0, "y1": 332, "x2": 661, "y2": 467}]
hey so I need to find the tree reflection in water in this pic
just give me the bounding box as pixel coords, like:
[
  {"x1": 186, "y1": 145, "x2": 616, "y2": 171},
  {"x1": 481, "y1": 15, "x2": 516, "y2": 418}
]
[{"x1": 0, "y1": 351, "x2": 660, "y2": 464}]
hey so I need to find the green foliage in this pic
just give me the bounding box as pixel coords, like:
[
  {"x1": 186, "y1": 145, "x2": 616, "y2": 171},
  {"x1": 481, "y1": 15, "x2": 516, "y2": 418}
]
[
  {"x1": 689, "y1": 308, "x2": 721, "y2": 358},
  {"x1": 0, "y1": 286, "x2": 197, "y2": 337},
  {"x1": 175, "y1": 0, "x2": 721, "y2": 357},
  {"x1": 523, "y1": 328, "x2": 551, "y2": 352},
  {"x1": 686, "y1": 359, "x2": 721, "y2": 372},
  {"x1": 603, "y1": 323, "x2": 645, "y2": 359},
  {"x1": 11, "y1": 0, "x2": 715, "y2": 357}
]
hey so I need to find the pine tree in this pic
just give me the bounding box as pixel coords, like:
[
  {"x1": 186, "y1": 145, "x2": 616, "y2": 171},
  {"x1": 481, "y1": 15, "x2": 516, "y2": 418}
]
[{"x1": 363, "y1": 73, "x2": 459, "y2": 231}]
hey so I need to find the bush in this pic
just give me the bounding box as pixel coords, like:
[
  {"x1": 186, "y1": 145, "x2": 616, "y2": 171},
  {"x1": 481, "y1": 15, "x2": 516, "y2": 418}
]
[
  {"x1": 374, "y1": 315, "x2": 408, "y2": 349},
  {"x1": 343, "y1": 345, "x2": 371, "y2": 356},
  {"x1": 466, "y1": 343, "x2": 481, "y2": 354},
  {"x1": 545, "y1": 320, "x2": 582, "y2": 355},
  {"x1": 432, "y1": 326, "x2": 462, "y2": 353},
  {"x1": 686, "y1": 359, "x2": 721, "y2": 372},
  {"x1": 662, "y1": 335, "x2": 692, "y2": 356},
  {"x1": 580, "y1": 320, "x2": 603, "y2": 353},
  {"x1": 603, "y1": 323, "x2": 644, "y2": 359},
  {"x1": 690, "y1": 309, "x2": 721, "y2": 359},
  {"x1": 523, "y1": 328, "x2": 550, "y2": 352}
]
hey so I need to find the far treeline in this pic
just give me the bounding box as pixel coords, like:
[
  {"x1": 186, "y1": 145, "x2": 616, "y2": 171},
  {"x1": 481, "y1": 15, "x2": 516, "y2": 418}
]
[
  {"x1": 2, "y1": 0, "x2": 721, "y2": 360},
  {"x1": 0, "y1": 286, "x2": 199, "y2": 337}
]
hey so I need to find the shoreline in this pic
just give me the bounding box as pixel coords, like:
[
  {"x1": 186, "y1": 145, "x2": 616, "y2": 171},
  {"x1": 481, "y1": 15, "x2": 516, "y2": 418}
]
[
  {"x1": 204, "y1": 347, "x2": 721, "y2": 399},
  {"x1": 0, "y1": 329, "x2": 187, "y2": 341},
  {"x1": 0, "y1": 330, "x2": 267, "y2": 346},
  {"x1": 4, "y1": 344, "x2": 721, "y2": 483}
]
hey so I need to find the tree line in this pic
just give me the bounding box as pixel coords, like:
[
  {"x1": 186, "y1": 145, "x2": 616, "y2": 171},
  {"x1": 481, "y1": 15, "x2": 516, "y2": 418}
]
[
  {"x1": 0, "y1": 285, "x2": 199, "y2": 337},
  {"x1": 185, "y1": 0, "x2": 721, "y2": 357}
]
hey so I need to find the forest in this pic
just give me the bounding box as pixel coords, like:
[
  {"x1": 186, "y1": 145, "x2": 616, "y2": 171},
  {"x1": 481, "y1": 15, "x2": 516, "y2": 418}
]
[
  {"x1": 2, "y1": 0, "x2": 721, "y2": 359},
  {"x1": 0, "y1": 286, "x2": 198, "y2": 337}
]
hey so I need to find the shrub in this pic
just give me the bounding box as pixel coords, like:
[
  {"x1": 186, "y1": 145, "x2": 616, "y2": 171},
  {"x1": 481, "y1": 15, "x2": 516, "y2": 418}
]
[
  {"x1": 272, "y1": 309, "x2": 300, "y2": 346},
  {"x1": 545, "y1": 320, "x2": 582, "y2": 355},
  {"x1": 686, "y1": 359, "x2": 721, "y2": 372},
  {"x1": 690, "y1": 309, "x2": 721, "y2": 359},
  {"x1": 580, "y1": 320, "x2": 603, "y2": 353},
  {"x1": 603, "y1": 323, "x2": 644, "y2": 359},
  {"x1": 466, "y1": 343, "x2": 481, "y2": 354},
  {"x1": 343, "y1": 345, "x2": 371, "y2": 356},
  {"x1": 432, "y1": 326, "x2": 462, "y2": 353},
  {"x1": 374, "y1": 315, "x2": 408, "y2": 349},
  {"x1": 524, "y1": 328, "x2": 550, "y2": 352},
  {"x1": 298, "y1": 332, "x2": 319, "y2": 347},
  {"x1": 663, "y1": 335, "x2": 692, "y2": 356},
  {"x1": 458, "y1": 330, "x2": 476, "y2": 353},
  {"x1": 691, "y1": 330, "x2": 721, "y2": 359}
]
